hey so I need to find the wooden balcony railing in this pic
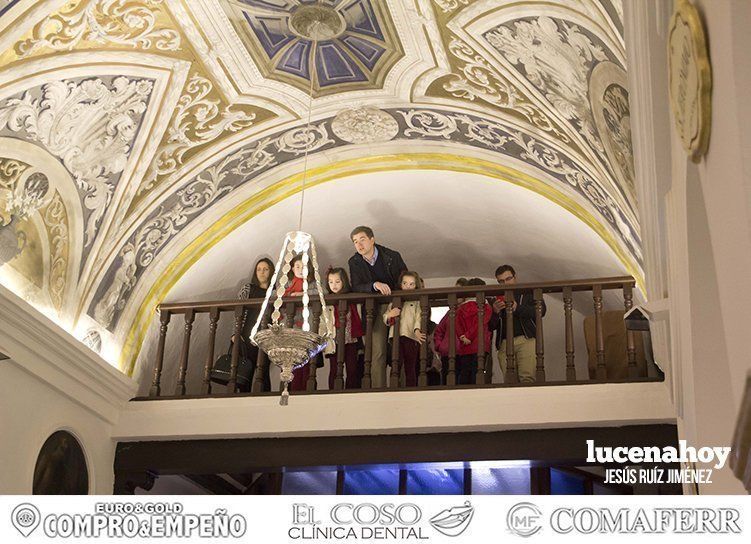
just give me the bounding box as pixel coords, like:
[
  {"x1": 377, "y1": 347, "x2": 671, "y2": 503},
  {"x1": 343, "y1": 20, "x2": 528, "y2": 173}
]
[{"x1": 145, "y1": 276, "x2": 651, "y2": 399}]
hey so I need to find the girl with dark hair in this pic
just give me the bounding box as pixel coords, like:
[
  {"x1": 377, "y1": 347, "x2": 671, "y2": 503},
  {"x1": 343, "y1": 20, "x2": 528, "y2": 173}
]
[
  {"x1": 383, "y1": 270, "x2": 426, "y2": 387},
  {"x1": 320, "y1": 267, "x2": 364, "y2": 389},
  {"x1": 285, "y1": 253, "x2": 320, "y2": 391},
  {"x1": 283, "y1": 254, "x2": 310, "y2": 297}
]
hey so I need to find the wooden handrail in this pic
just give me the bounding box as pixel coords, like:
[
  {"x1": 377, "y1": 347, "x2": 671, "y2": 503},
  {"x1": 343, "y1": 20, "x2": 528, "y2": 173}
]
[
  {"x1": 148, "y1": 275, "x2": 644, "y2": 398},
  {"x1": 157, "y1": 276, "x2": 637, "y2": 314}
]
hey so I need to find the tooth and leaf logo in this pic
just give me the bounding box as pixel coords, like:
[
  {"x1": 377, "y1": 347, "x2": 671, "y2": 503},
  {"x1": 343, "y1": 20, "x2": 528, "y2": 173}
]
[{"x1": 429, "y1": 501, "x2": 474, "y2": 537}]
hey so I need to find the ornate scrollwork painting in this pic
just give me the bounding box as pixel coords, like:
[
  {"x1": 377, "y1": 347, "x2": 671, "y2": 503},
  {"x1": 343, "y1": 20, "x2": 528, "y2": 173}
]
[{"x1": 0, "y1": 0, "x2": 643, "y2": 373}]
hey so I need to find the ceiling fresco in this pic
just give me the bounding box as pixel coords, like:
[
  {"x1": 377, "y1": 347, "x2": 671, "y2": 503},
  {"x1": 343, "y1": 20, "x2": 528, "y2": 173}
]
[
  {"x1": 0, "y1": 0, "x2": 636, "y2": 373},
  {"x1": 227, "y1": 0, "x2": 404, "y2": 94}
]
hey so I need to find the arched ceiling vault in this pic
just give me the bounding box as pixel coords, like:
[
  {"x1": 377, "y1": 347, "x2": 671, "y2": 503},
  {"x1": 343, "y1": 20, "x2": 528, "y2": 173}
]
[{"x1": 0, "y1": 0, "x2": 637, "y2": 370}]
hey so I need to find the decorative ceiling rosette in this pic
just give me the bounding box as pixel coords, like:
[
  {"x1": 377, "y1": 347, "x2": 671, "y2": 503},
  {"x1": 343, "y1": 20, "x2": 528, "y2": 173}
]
[{"x1": 229, "y1": 0, "x2": 403, "y2": 95}]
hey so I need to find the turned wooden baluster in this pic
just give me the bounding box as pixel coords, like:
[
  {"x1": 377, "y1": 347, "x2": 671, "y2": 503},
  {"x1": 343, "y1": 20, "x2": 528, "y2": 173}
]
[
  {"x1": 285, "y1": 301, "x2": 296, "y2": 328},
  {"x1": 504, "y1": 289, "x2": 518, "y2": 383},
  {"x1": 447, "y1": 294, "x2": 457, "y2": 386},
  {"x1": 534, "y1": 288, "x2": 545, "y2": 383},
  {"x1": 252, "y1": 307, "x2": 271, "y2": 393},
  {"x1": 334, "y1": 300, "x2": 347, "y2": 390},
  {"x1": 175, "y1": 309, "x2": 195, "y2": 396},
  {"x1": 281, "y1": 301, "x2": 296, "y2": 391},
  {"x1": 150, "y1": 310, "x2": 171, "y2": 397},
  {"x1": 307, "y1": 302, "x2": 321, "y2": 391},
  {"x1": 389, "y1": 297, "x2": 402, "y2": 388},
  {"x1": 201, "y1": 307, "x2": 220, "y2": 395},
  {"x1": 476, "y1": 291, "x2": 486, "y2": 385},
  {"x1": 418, "y1": 295, "x2": 429, "y2": 387},
  {"x1": 362, "y1": 298, "x2": 375, "y2": 389},
  {"x1": 623, "y1": 282, "x2": 639, "y2": 378},
  {"x1": 593, "y1": 284, "x2": 607, "y2": 380},
  {"x1": 227, "y1": 306, "x2": 245, "y2": 394},
  {"x1": 563, "y1": 286, "x2": 576, "y2": 381}
]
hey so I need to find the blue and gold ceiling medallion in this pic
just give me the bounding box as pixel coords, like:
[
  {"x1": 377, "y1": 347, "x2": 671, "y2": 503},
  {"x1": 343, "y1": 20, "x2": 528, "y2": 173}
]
[{"x1": 236, "y1": 0, "x2": 403, "y2": 94}]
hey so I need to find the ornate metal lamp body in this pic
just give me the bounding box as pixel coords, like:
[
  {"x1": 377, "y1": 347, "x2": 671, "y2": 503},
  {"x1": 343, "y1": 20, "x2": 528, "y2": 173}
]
[{"x1": 250, "y1": 231, "x2": 333, "y2": 405}]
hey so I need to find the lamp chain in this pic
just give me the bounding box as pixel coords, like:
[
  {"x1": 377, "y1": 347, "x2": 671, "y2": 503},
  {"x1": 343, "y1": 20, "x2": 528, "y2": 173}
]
[{"x1": 297, "y1": 19, "x2": 320, "y2": 232}]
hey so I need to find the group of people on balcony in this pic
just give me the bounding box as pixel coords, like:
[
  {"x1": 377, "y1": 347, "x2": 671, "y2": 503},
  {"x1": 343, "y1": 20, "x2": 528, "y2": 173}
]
[{"x1": 236, "y1": 226, "x2": 545, "y2": 392}]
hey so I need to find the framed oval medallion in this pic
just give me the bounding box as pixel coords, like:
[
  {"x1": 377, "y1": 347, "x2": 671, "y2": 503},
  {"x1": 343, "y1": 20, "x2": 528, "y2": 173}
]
[{"x1": 668, "y1": 0, "x2": 712, "y2": 162}]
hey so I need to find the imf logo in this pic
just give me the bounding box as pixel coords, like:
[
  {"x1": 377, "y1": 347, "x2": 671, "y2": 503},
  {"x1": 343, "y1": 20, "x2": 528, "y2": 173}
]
[{"x1": 507, "y1": 502, "x2": 542, "y2": 537}]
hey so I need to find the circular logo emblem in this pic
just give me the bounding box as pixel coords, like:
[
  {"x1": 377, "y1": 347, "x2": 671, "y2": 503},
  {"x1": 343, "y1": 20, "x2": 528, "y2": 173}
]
[
  {"x1": 12, "y1": 503, "x2": 41, "y2": 537},
  {"x1": 507, "y1": 502, "x2": 542, "y2": 537}
]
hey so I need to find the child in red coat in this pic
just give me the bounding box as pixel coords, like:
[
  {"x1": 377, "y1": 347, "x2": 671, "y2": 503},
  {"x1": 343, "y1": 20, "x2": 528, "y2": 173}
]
[
  {"x1": 454, "y1": 278, "x2": 492, "y2": 384},
  {"x1": 285, "y1": 254, "x2": 316, "y2": 391},
  {"x1": 431, "y1": 278, "x2": 468, "y2": 385}
]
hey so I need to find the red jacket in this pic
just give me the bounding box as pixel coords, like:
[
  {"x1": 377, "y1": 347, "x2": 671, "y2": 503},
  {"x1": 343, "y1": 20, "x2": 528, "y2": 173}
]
[
  {"x1": 333, "y1": 303, "x2": 363, "y2": 339},
  {"x1": 284, "y1": 276, "x2": 304, "y2": 297},
  {"x1": 455, "y1": 300, "x2": 492, "y2": 355},
  {"x1": 433, "y1": 314, "x2": 450, "y2": 357}
]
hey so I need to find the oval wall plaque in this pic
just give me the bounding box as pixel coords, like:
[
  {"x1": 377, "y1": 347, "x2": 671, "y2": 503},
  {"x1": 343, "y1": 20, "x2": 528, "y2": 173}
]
[{"x1": 668, "y1": 0, "x2": 712, "y2": 163}]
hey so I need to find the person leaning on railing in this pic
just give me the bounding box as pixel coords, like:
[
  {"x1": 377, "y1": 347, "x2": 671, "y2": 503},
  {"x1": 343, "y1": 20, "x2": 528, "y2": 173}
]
[
  {"x1": 319, "y1": 267, "x2": 363, "y2": 390},
  {"x1": 491, "y1": 265, "x2": 546, "y2": 383},
  {"x1": 348, "y1": 226, "x2": 408, "y2": 388},
  {"x1": 237, "y1": 257, "x2": 274, "y2": 392},
  {"x1": 383, "y1": 270, "x2": 426, "y2": 388}
]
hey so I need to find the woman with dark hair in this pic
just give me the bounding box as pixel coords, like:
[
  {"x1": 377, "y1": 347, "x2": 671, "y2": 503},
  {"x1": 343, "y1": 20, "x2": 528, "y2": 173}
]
[{"x1": 238, "y1": 257, "x2": 275, "y2": 391}]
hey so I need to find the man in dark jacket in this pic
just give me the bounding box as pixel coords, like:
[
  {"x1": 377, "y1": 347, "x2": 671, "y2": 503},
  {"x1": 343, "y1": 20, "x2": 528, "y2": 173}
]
[
  {"x1": 348, "y1": 226, "x2": 408, "y2": 387},
  {"x1": 491, "y1": 265, "x2": 546, "y2": 383}
]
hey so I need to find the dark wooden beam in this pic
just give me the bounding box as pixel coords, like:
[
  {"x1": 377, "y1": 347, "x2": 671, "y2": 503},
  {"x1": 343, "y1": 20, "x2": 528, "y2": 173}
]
[
  {"x1": 115, "y1": 424, "x2": 678, "y2": 476},
  {"x1": 463, "y1": 467, "x2": 472, "y2": 495},
  {"x1": 398, "y1": 470, "x2": 408, "y2": 495},
  {"x1": 336, "y1": 470, "x2": 345, "y2": 495},
  {"x1": 530, "y1": 467, "x2": 551, "y2": 494},
  {"x1": 184, "y1": 474, "x2": 242, "y2": 495},
  {"x1": 227, "y1": 473, "x2": 255, "y2": 488}
]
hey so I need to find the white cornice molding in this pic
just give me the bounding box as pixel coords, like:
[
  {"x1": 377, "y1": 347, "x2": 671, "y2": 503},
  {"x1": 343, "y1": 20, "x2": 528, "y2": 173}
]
[
  {"x1": 624, "y1": 0, "x2": 671, "y2": 299},
  {"x1": 623, "y1": 0, "x2": 674, "y2": 404},
  {"x1": 0, "y1": 284, "x2": 138, "y2": 424}
]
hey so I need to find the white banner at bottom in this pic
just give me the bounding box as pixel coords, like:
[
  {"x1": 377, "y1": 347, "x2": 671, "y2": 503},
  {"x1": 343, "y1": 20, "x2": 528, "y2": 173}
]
[{"x1": 1, "y1": 495, "x2": 748, "y2": 543}]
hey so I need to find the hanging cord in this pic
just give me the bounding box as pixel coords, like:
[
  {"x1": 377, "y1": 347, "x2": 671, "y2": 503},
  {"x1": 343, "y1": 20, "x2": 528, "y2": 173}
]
[{"x1": 297, "y1": 17, "x2": 321, "y2": 232}]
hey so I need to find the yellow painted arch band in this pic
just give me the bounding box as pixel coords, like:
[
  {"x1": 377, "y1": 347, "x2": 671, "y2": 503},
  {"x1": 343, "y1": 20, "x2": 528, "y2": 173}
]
[{"x1": 120, "y1": 153, "x2": 643, "y2": 375}]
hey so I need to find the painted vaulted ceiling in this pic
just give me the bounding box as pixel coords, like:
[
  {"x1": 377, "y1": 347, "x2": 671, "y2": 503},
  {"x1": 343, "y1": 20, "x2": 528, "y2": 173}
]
[{"x1": 0, "y1": 0, "x2": 637, "y2": 373}]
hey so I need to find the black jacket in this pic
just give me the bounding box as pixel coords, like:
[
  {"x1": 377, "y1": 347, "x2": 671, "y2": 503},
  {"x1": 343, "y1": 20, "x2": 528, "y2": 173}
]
[
  {"x1": 493, "y1": 291, "x2": 546, "y2": 348},
  {"x1": 239, "y1": 282, "x2": 267, "y2": 339},
  {"x1": 348, "y1": 244, "x2": 408, "y2": 293}
]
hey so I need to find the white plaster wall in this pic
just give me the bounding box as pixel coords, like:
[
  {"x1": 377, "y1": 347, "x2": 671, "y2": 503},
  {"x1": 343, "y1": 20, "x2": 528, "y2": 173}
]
[
  {"x1": 0, "y1": 360, "x2": 117, "y2": 494},
  {"x1": 625, "y1": 0, "x2": 751, "y2": 494},
  {"x1": 0, "y1": 285, "x2": 138, "y2": 494},
  {"x1": 688, "y1": 0, "x2": 751, "y2": 413}
]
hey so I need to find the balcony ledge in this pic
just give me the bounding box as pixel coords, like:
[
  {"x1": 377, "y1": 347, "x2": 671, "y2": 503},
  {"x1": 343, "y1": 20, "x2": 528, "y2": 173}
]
[{"x1": 114, "y1": 380, "x2": 674, "y2": 442}]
